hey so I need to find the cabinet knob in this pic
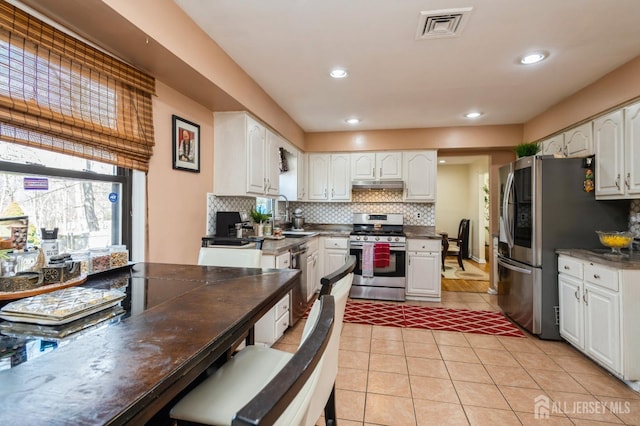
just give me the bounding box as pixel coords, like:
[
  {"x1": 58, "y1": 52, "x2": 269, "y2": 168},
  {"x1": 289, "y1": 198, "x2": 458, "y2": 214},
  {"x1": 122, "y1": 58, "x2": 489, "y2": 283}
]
[
  {"x1": 625, "y1": 173, "x2": 631, "y2": 189},
  {"x1": 583, "y1": 288, "x2": 589, "y2": 305},
  {"x1": 574, "y1": 289, "x2": 580, "y2": 301},
  {"x1": 564, "y1": 265, "x2": 570, "y2": 270},
  {"x1": 593, "y1": 274, "x2": 600, "y2": 280}
]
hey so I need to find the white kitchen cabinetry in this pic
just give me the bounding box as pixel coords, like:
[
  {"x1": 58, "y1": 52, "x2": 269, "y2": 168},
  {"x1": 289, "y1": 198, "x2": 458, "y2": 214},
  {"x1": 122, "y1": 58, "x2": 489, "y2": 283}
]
[
  {"x1": 403, "y1": 151, "x2": 437, "y2": 202},
  {"x1": 321, "y1": 237, "x2": 349, "y2": 278},
  {"x1": 540, "y1": 134, "x2": 564, "y2": 156},
  {"x1": 260, "y1": 251, "x2": 291, "y2": 269},
  {"x1": 296, "y1": 151, "x2": 307, "y2": 200},
  {"x1": 308, "y1": 154, "x2": 351, "y2": 201},
  {"x1": 557, "y1": 254, "x2": 640, "y2": 387},
  {"x1": 406, "y1": 239, "x2": 441, "y2": 301},
  {"x1": 595, "y1": 102, "x2": 640, "y2": 199},
  {"x1": 278, "y1": 147, "x2": 306, "y2": 201},
  {"x1": 306, "y1": 237, "x2": 319, "y2": 298},
  {"x1": 351, "y1": 152, "x2": 402, "y2": 180},
  {"x1": 213, "y1": 112, "x2": 280, "y2": 197},
  {"x1": 540, "y1": 122, "x2": 593, "y2": 158},
  {"x1": 254, "y1": 293, "x2": 290, "y2": 347},
  {"x1": 594, "y1": 110, "x2": 624, "y2": 197}
]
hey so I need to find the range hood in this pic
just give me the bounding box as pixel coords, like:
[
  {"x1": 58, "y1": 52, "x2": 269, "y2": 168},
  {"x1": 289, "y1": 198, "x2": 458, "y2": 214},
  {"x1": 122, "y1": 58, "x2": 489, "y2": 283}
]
[{"x1": 351, "y1": 180, "x2": 404, "y2": 191}]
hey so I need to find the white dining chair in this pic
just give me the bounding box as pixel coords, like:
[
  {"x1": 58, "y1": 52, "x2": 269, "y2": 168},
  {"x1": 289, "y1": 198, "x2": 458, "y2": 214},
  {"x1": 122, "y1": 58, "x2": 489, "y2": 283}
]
[
  {"x1": 303, "y1": 256, "x2": 355, "y2": 426},
  {"x1": 198, "y1": 247, "x2": 262, "y2": 268},
  {"x1": 169, "y1": 295, "x2": 334, "y2": 426}
]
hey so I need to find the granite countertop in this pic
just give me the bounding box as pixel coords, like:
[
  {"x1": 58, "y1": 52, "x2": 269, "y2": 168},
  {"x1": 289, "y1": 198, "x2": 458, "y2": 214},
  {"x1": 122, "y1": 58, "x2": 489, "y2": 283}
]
[
  {"x1": 261, "y1": 224, "x2": 442, "y2": 255},
  {"x1": 556, "y1": 248, "x2": 640, "y2": 269},
  {"x1": 404, "y1": 225, "x2": 442, "y2": 239},
  {"x1": 261, "y1": 224, "x2": 352, "y2": 255}
]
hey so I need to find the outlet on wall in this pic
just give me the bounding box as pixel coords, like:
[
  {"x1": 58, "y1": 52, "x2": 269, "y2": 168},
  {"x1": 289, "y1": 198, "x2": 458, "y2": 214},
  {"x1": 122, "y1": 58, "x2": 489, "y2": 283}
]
[{"x1": 417, "y1": 212, "x2": 422, "y2": 219}]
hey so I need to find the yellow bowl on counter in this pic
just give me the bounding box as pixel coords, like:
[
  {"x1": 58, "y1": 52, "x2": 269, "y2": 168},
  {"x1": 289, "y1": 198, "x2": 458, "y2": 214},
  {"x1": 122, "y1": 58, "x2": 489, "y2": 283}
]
[{"x1": 596, "y1": 231, "x2": 633, "y2": 254}]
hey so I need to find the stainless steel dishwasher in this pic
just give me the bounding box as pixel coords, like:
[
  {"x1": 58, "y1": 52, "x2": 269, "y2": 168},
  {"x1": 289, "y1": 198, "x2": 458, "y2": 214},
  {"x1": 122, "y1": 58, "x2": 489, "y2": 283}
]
[{"x1": 289, "y1": 243, "x2": 309, "y2": 325}]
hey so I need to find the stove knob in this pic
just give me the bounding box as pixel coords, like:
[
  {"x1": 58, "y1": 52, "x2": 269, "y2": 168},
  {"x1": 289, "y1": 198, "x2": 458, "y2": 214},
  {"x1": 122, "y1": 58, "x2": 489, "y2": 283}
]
[
  {"x1": 355, "y1": 236, "x2": 361, "y2": 241},
  {"x1": 387, "y1": 236, "x2": 392, "y2": 242},
  {"x1": 375, "y1": 236, "x2": 380, "y2": 241},
  {"x1": 395, "y1": 237, "x2": 400, "y2": 242},
  {"x1": 363, "y1": 236, "x2": 368, "y2": 241}
]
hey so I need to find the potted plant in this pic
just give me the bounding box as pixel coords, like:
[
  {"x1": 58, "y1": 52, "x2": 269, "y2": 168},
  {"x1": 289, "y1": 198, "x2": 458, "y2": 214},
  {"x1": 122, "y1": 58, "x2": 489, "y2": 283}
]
[
  {"x1": 249, "y1": 208, "x2": 271, "y2": 236},
  {"x1": 515, "y1": 142, "x2": 540, "y2": 158}
]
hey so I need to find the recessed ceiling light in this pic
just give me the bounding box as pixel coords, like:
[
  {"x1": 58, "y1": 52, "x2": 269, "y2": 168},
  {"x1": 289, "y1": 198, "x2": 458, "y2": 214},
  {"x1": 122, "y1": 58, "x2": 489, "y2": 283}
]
[
  {"x1": 520, "y1": 52, "x2": 547, "y2": 65},
  {"x1": 345, "y1": 118, "x2": 360, "y2": 125},
  {"x1": 330, "y1": 68, "x2": 348, "y2": 79},
  {"x1": 465, "y1": 111, "x2": 482, "y2": 119}
]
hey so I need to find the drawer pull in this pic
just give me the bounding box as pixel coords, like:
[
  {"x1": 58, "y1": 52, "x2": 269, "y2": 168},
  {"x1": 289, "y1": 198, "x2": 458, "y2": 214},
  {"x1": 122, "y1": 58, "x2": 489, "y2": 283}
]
[{"x1": 564, "y1": 265, "x2": 570, "y2": 270}]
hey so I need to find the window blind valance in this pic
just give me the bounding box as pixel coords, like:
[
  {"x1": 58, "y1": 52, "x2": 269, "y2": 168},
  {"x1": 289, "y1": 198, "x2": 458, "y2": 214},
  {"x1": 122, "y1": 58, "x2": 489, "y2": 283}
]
[{"x1": 0, "y1": 1, "x2": 155, "y2": 171}]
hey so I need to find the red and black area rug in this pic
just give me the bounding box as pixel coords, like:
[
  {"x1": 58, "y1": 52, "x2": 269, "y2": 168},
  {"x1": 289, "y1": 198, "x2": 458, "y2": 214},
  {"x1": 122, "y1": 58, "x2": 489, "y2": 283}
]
[{"x1": 343, "y1": 301, "x2": 526, "y2": 338}]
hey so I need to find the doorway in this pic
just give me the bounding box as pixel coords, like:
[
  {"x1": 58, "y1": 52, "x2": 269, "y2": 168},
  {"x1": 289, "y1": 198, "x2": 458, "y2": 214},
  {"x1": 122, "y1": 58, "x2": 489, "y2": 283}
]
[{"x1": 435, "y1": 155, "x2": 489, "y2": 263}]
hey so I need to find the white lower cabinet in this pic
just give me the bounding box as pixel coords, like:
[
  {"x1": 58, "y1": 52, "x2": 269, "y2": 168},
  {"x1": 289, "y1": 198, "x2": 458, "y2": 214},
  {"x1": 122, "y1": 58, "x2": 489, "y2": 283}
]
[
  {"x1": 558, "y1": 254, "x2": 640, "y2": 385},
  {"x1": 306, "y1": 237, "x2": 319, "y2": 299},
  {"x1": 255, "y1": 292, "x2": 290, "y2": 347},
  {"x1": 321, "y1": 237, "x2": 349, "y2": 277},
  {"x1": 406, "y1": 239, "x2": 441, "y2": 301}
]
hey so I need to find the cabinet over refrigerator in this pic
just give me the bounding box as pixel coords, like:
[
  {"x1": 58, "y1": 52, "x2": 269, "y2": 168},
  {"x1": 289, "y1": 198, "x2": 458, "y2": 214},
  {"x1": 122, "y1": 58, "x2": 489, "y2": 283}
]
[{"x1": 497, "y1": 155, "x2": 628, "y2": 340}]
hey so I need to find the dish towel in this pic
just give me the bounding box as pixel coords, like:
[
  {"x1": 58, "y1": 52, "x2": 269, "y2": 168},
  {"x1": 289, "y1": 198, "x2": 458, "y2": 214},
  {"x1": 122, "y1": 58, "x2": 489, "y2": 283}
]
[
  {"x1": 362, "y1": 242, "x2": 375, "y2": 278},
  {"x1": 374, "y1": 243, "x2": 390, "y2": 268}
]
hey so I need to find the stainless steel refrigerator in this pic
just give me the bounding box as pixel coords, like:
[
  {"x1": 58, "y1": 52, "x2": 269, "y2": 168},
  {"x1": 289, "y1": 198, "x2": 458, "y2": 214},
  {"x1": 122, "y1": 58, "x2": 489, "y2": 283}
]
[{"x1": 498, "y1": 156, "x2": 629, "y2": 340}]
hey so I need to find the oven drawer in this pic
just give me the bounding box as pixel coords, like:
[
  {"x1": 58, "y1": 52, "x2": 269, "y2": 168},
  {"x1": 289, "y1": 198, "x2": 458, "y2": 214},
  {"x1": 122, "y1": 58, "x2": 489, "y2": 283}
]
[{"x1": 407, "y1": 239, "x2": 440, "y2": 252}]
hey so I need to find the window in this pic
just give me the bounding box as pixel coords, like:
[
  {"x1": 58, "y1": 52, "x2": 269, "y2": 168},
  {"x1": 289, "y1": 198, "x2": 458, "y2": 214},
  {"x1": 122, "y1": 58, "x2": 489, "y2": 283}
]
[{"x1": 0, "y1": 141, "x2": 130, "y2": 252}]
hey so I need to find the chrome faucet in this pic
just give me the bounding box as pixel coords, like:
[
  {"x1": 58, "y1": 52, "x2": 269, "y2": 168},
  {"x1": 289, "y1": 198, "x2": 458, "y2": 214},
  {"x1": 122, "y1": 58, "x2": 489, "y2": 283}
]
[{"x1": 277, "y1": 194, "x2": 290, "y2": 223}]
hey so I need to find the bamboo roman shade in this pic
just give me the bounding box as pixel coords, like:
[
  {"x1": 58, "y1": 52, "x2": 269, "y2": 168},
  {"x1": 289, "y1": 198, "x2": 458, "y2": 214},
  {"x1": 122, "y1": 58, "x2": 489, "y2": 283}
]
[{"x1": 0, "y1": 1, "x2": 155, "y2": 171}]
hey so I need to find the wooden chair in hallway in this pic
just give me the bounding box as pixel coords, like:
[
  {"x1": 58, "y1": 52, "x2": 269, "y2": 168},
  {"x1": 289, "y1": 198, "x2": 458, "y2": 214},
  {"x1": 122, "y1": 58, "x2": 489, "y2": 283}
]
[{"x1": 445, "y1": 219, "x2": 470, "y2": 271}]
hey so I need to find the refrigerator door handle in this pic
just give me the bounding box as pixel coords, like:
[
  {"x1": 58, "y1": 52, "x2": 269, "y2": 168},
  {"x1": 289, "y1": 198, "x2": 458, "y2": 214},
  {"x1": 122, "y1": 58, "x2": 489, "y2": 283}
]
[
  {"x1": 502, "y1": 171, "x2": 515, "y2": 248},
  {"x1": 497, "y1": 256, "x2": 532, "y2": 274}
]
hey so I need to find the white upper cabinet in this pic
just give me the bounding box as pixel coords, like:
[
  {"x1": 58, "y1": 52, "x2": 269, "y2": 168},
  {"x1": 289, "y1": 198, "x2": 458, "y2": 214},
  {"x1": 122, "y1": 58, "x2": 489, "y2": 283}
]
[
  {"x1": 351, "y1": 152, "x2": 402, "y2": 180},
  {"x1": 403, "y1": 151, "x2": 436, "y2": 202},
  {"x1": 595, "y1": 101, "x2": 640, "y2": 199},
  {"x1": 624, "y1": 102, "x2": 640, "y2": 197},
  {"x1": 214, "y1": 112, "x2": 282, "y2": 197},
  {"x1": 594, "y1": 110, "x2": 624, "y2": 197},
  {"x1": 308, "y1": 153, "x2": 351, "y2": 201},
  {"x1": 540, "y1": 134, "x2": 564, "y2": 156},
  {"x1": 264, "y1": 129, "x2": 282, "y2": 196},
  {"x1": 540, "y1": 122, "x2": 594, "y2": 158},
  {"x1": 564, "y1": 122, "x2": 594, "y2": 157}
]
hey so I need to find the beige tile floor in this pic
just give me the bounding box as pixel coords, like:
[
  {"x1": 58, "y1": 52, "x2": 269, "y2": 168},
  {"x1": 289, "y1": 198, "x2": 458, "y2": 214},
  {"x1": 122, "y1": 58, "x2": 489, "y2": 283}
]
[{"x1": 273, "y1": 291, "x2": 640, "y2": 426}]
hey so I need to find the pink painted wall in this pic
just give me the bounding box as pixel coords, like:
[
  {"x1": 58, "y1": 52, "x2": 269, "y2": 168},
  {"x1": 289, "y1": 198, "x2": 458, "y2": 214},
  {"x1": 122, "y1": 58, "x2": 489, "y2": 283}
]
[
  {"x1": 306, "y1": 125, "x2": 523, "y2": 152},
  {"x1": 524, "y1": 56, "x2": 640, "y2": 141},
  {"x1": 147, "y1": 81, "x2": 213, "y2": 265}
]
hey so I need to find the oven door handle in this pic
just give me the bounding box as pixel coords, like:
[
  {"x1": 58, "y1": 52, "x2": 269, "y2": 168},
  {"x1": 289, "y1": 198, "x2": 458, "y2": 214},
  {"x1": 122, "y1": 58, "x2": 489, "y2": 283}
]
[
  {"x1": 350, "y1": 245, "x2": 406, "y2": 251},
  {"x1": 290, "y1": 246, "x2": 308, "y2": 256}
]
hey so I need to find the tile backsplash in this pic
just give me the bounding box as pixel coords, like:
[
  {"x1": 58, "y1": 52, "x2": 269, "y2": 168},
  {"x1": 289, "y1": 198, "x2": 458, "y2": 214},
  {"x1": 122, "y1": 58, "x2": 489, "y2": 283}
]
[
  {"x1": 208, "y1": 194, "x2": 640, "y2": 237},
  {"x1": 289, "y1": 190, "x2": 434, "y2": 226},
  {"x1": 207, "y1": 192, "x2": 434, "y2": 235}
]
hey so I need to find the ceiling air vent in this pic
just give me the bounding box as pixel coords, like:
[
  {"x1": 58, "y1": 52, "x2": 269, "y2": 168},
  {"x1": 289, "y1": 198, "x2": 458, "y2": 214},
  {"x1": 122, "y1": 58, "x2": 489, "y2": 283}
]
[{"x1": 415, "y1": 7, "x2": 473, "y2": 40}]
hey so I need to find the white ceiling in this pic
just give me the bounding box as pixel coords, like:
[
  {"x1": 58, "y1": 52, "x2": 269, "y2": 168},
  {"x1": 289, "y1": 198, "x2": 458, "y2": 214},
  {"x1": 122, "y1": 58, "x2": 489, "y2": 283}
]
[{"x1": 174, "y1": 0, "x2": 640, "y2": 133}]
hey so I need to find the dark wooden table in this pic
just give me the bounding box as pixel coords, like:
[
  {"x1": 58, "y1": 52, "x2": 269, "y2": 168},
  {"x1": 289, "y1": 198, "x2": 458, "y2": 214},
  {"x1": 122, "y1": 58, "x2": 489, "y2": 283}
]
[
  {"x1": 439, "y1": 232, "x2": 449, "y2": 270},
  {"x1": 0, "y1": 263, "x2": 300, "y2": 425}
]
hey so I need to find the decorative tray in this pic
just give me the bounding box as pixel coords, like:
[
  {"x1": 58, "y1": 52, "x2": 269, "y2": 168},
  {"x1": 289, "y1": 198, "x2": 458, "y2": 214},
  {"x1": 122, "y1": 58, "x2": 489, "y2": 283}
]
[
  {"x1": 0, "y1": 274, "x2": 87, "y2": 301},
  {"x1": 0, "y1": 287, "x2": 126, "y2": 325},
  {"x1": 0, "y1": 305, "x2": 125, "y2": 341}
]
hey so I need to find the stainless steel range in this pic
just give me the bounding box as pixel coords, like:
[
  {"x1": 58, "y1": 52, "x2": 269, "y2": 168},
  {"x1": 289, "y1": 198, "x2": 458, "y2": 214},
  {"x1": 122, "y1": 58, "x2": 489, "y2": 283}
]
[{"x1": 348, "y1": 213, "x2": 406, "y2": 301}]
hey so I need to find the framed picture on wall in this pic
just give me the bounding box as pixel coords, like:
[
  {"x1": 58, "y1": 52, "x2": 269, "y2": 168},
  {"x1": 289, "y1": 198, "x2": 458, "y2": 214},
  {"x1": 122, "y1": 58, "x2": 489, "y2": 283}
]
[{"x1": 172, "y1": 115, "x2": 200, "y2": 173}]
